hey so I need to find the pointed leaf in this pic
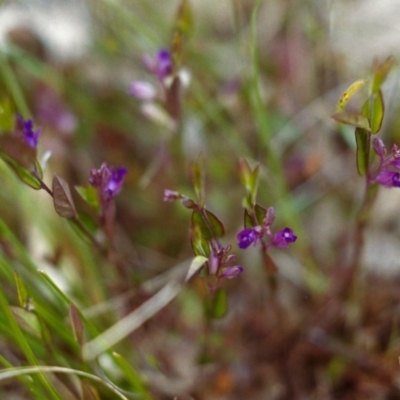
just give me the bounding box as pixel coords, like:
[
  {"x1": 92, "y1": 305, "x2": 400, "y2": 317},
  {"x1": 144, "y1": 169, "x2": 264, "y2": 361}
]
[
  {"x1": 185, "y1": 256, "x2": 208, "y2": 282},
  {"x1": 69, "y1": 304, "x2": 85, "y2": 347},
  {"x1": 11, "y1": 306, "x2": 41, "y2": 337},
  {"x1": 190, "y1": 225, "x2": 210, "y2": 257},
  {"x1": 0, "y1": 151, "x2": 41, "y2": 189},
  {"x1": 192, "y1": 209, "x2": 224, "y2": 240},
  {"x1": 52, "y1": 175, "x2": 77, "y2": 218},
  {"x1": 190, "y1": 157, "x2": 205, "y2": 205},
  {"x1": 355, "y1": 127, "x2": 369, "y2": 176},
  {"x1": 371, "y1": 56, "x2": 394, "y2": 94},
  {"x1": 336, "y1": 79, "x2": 367, "y2": 112},
  {"x1": 331, "y1": 112, "x2": 370, "y2": 130},
  {"x1": 254, "y1": 204, "x2": 267, "y2": 225},
  {"x1": 362, "y1": 90, "x2": 384, "y2": 134}
]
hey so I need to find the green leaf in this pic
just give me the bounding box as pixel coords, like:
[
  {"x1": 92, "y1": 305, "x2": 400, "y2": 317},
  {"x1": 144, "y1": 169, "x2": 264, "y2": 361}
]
[
  {"x1": 362, "y1": 90, "x2": 384, "y2": 134},
  {"x1": 370, "y1": 56, "x2": 394, "y2": 94},
  {"x1": 76, "y1": 185, "x2": 100, "y2": 210},
  {"x1": 190, "y1": 225, "x2": 210, "y2": 257},
  {"x1": 335, "y1": 79, "x2": 367, "y2": 112},
  {"x1": 52, "y1": 175, "x2": 77, "y2": 219},
  {"x1": 10, "y1": 306, "x2": 41, "y2": 338},
  {"x1": 331, "y1": 112, "x2": 370, "y2": 130},
  {"x1": 244, "y1": 204, "x2": 266, "y2": 228},
  {"x1": 355, "y1": 128, "x2": 369, "y2": 176},
  {"x1": 0, "y1": 151, "x2": 41, "y2": 189},
  {"x1": 191, "y1": 209, "x2": 224, "y2": 240}
]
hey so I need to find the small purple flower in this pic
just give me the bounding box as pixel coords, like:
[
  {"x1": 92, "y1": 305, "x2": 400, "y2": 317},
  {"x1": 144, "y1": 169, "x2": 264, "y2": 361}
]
[
  {"x1": 272, "y1": 228, "x2": 297, "y2": 248},
  {"x1": 163, "y1": 189, "x2": 181, "y2": 202},
  {"x1": 237, "y1": 228, "x2": 259, "y2": 249},
  {"x1": 142, "y1": 48, "x2": 173, "y2": 82},
  {"x1": 15, "y1": 115, "x2": 41, "y2": 148},
  {"x1": 155, "y1": 49, "x2": 173, "y2": 81},
  {"x1": 89, "y1": 163, "x2": 127, "y2": 205},
  {"x1": 222, "y1": 266, "x2": 243, "y2": 279}
]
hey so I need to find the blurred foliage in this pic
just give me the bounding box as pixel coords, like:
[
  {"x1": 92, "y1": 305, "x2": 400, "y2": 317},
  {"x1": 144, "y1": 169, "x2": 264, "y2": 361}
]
[{"x1": 0, "y1": 0, "x2": 399, "y2": 399}]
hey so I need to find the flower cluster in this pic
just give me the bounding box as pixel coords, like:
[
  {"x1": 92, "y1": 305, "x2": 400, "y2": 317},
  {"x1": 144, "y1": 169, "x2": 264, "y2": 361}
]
[
  {"x1": 15, "y1": 115, "x2": 42, "y2": 149},
  {"x1": 237, "y1": 207, "x2": 297, "y2": 250},
  {"x1": 89, "y1": 163, "x2": 127, "y2": 208},
  {"x1": 372, "y1": 138, "x2": 400, "y2": 188},
  {"x1": 207, "y1": 246, "x2": 243, "y2": 280}
]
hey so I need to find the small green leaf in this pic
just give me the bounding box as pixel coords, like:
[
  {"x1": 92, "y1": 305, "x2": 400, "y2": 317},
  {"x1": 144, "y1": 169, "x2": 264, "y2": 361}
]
[
  {"x1": 52, "y1": 175, "x2": 77, "y2": 219},
  {"x1": 244, "y1": 204, "x2": 266, "y2": 228},
  {"x1": 190, "y1": 225, "x2": 210, "y2": 257},
  {"x1": 185, "y1": 256, "x2": 208, "y2": 282},
  {"x1": 355, "y1": 127, "x2": 369, "y2": 176},
  {"x1": 11, "y1": 306, "x2": 41, "y2": 338},
  {"x1": 76, "y1": 185, "x2": 100, "y2": 210},
  {"x1": 331, "y1": 112, "x2": 370, "y2": 130},
  {"x1": 336, "y1": 79, "x2": 367, "y2": 112},
  {"x1": 254, "y1": 204, "x2": 267, "y2": 225},
  {"x1": 362, "y1": 90, "x2": 384, "y2": 134},
  {"x1": 0, "y1": 135, "x2": 37, "y2": 169},
  {"x1": 192, "y1": 209, "x2": 224, "y2": 240},
  {"x1": 370, "y1": 56, "x2": 394, "y2": 94},
  {"x1": 190, "y1": 157, "x2": 205, "y2": 205},
  {"x1": 0, "y1": 151, "x2": 41, "y2": 189}
]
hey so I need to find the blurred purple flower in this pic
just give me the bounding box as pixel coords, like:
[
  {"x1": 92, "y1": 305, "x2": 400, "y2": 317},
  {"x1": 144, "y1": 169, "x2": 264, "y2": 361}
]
[
  {"x1": 142, "y1": 48, "x2": 173, "y2": 82},
  {"x1": 271, "y1": 227, "x2": 297, "y2": 248},
  {"x1": 15, "y1": 115, "x2": 41, "y2": 148},
  {"x1": 89, "y1": 163, "x2": 127, "y2": 205},
  {"x1": 128, "y1": 81, "x2": 157, "y2": 101}
]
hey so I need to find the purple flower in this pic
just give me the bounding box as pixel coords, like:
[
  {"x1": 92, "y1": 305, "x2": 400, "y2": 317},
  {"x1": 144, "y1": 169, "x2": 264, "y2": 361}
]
[
  {"x1": 155, "y1": 49, "x2": 173, "y2": 81},
  {"x1": 89, "y1": 163, "x2": 127, "y2": 205},
  {"x1": 372, "y1": 139, "x2": 400, "y2": 188},
  {"x1": 237, "y1": 228, "x2": 259, "y2": 249},
  {"x1": 375, "y1": 171, "x2": 400, "y2": 188},
  {"x1": 272, "y1": 228, "x2": 297, "y2": 248},
  {"x1": 142, "y1": 48, "x2": 173, "y2": 82},
  {"x1": 15, "y1": 115, "x2": 41, "y2": 148},
  {"x1": 222, "y1": 266, "x2": 243, "y2": 279}
]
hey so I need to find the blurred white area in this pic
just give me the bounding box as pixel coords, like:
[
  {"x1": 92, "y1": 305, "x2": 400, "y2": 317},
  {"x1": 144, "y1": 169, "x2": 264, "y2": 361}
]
[
  {"x1": 0, "y1": 0, "x2": 91, "y2": 62},
  {"x1": 329, "y1": 0, "x2": 400, "y2": 71}
]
